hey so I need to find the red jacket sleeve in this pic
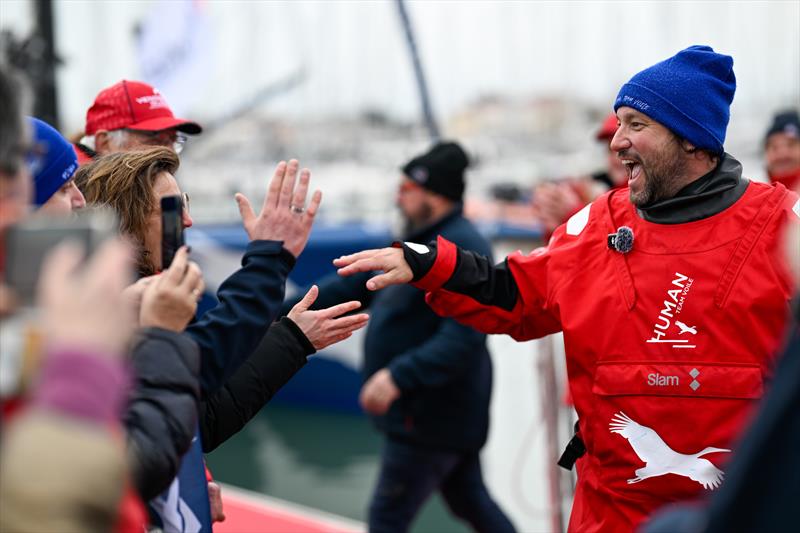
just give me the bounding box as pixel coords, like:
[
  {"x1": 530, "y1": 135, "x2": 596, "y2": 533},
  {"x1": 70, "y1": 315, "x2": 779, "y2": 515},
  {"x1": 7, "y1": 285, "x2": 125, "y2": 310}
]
[{"x1": 415, "y1": 235, "x2": 564, "y2": 341}]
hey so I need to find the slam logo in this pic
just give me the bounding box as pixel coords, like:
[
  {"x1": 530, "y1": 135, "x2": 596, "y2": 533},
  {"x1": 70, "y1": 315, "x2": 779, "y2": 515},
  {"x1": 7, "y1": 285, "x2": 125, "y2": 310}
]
[{"x1": 645, "y1": 272, "x2": 697, "y2": 349}]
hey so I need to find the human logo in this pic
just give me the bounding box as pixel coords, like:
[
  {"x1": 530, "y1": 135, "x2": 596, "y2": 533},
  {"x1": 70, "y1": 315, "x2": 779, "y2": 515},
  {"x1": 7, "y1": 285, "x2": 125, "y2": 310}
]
[
  {"x1": 609, "y1": 412, "x2": 730, "y2": 490},
  {"x1": 646, "y1": 272, "x2": 697, "y2": 348}
]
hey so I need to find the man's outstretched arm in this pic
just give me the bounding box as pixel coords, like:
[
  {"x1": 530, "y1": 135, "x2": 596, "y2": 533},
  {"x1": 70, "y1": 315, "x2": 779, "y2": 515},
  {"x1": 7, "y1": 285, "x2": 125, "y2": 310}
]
[{"x1": 335, "y1": 235, "x2": 560, "y2": 340}]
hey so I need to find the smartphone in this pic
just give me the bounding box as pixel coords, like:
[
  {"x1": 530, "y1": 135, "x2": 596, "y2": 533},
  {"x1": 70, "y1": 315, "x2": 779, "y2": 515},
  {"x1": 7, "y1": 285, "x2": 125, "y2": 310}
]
[
  {"x1": 161, "y1": 195, "x2": 185, "y2": 270},
  {"x1": 4, "y1": 207, "x2": 118, "y2": 305}
]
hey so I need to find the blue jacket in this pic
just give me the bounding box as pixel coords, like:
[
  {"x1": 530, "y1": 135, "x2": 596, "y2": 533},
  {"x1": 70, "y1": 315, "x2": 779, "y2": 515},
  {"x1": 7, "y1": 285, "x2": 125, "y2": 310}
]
[
  {"x1": 188, "y1": 240, "x2": 295, "y2": 394},
  {"x1": 302, "y1": 208, "x2": 494, "y2": 452}
]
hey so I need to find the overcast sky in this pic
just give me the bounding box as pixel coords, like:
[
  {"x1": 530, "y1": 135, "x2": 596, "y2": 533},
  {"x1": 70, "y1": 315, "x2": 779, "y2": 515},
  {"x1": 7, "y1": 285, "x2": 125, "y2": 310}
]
[{"x1": 2, "y1": 0, "x2": 798, "y2": 132}]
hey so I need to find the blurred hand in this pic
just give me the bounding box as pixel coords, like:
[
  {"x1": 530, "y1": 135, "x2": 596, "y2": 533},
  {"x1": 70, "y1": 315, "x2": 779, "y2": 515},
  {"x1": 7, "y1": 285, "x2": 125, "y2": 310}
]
[
  {"x1": 334, "y1": 247, "x2": 412, "y2": 291},
  {"x1": 208, "y1": 482, "x2": 226, "y2": 523},
  {"x1": 140, "y1": 247, "x2": 205, "y2": 333},
  {"x1": 288, "y1": 285, "x2": 369, "y2": 350},
  {"x1": 234, "y1": 159, "x2": 322, "y2": 257},
  {"x1": 122, "y1": 276, "x2": 156, "y2": 327},
  {"x1": 359, "y1": 368, "x2": 401, "y2": 415},
  {"x1": 38, "y1": 239, "x2": 135, "y2": 356},
  {"x1": 530, "y1": 182, "x2": 583, "y2": 235}
]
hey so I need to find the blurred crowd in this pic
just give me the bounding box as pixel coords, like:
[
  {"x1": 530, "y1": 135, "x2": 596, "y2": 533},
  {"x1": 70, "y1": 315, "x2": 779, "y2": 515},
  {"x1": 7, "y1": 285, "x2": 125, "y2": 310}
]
[
  {"x1": 0, "y1": 41, "x2": 799, "y2": 533},
  {"x1": 0, "y1": 68, "x2": 369, "y2": 531}
]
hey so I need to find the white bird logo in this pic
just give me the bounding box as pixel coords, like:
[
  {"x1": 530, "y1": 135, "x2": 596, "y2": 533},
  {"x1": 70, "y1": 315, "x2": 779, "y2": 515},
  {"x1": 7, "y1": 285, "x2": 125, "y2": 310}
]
[
  {"x1": 609, "y1": 412, "x2": 730, "y2": 490},
  {"x1": 675, "y1": 321, "x2": 697, "y2": 335}
]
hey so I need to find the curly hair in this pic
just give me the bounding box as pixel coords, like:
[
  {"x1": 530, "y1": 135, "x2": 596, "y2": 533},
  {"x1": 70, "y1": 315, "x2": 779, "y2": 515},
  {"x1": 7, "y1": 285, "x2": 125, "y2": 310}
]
[{"x1": 74, "y1": 147, "x2": 180, "y2": 276}]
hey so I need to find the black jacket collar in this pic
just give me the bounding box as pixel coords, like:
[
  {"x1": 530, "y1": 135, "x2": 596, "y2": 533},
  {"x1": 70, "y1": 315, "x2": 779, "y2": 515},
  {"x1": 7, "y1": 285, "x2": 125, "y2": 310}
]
[
  {"x1": 404, "y1": 204, "x2": 463, "y2": 242},
  {"x1": 637, "y1": 153, "x2": 749, "y2": 224}
]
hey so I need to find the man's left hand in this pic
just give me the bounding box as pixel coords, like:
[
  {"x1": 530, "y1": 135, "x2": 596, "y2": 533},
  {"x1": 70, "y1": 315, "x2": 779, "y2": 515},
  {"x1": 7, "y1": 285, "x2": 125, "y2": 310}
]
[{"x1": 359, "y1": 368, "x2": 401, "y2": 415}]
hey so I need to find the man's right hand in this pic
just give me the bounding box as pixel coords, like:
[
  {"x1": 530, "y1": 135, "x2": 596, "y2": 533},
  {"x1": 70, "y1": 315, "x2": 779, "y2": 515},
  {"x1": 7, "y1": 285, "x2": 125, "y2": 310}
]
[
  {"x1": 333, "y1": 247, "x2": 412, "y2": 291},
  {"x1": 140, "y1": 247, "x2": 205, "y2": 333},
  {"x1": 234, "y1": 159, "x2": 322, "y2": 258}
]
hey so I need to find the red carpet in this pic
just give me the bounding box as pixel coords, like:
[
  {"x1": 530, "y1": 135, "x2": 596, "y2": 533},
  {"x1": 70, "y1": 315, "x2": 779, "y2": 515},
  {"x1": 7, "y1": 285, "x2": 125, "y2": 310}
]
[{"x1": 214, "y1": 484, "x2": 364, "y2": 533}]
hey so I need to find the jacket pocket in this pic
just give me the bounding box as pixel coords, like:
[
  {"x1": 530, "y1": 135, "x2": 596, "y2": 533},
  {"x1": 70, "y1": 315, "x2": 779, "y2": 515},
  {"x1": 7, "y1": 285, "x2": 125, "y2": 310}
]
[
  {"x1": 584, "y1": 360, "x2": 763, "y2": 503},
  {"x1": 592, "y1": 361, "x2": 763, "y2": 400}
]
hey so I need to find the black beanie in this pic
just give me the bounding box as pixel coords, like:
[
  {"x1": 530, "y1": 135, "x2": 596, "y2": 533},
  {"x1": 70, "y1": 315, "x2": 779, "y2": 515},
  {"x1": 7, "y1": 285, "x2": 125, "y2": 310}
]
[
  {"x1": 402, "y1": 141, "x2": 469, "y2": 201},
  {"x1": 765, "y1": 109, "x2": 800, "y2": 145}
]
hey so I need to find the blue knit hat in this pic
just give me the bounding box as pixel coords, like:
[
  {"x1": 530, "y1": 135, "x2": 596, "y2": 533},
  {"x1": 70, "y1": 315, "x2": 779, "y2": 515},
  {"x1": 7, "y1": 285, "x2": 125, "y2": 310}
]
[
  {"x1": 614, "y1": 45, "x2": 736, "y2": 155},
  {"x1": 28, "y1": 117, "x2": 79, "y2": 206}
]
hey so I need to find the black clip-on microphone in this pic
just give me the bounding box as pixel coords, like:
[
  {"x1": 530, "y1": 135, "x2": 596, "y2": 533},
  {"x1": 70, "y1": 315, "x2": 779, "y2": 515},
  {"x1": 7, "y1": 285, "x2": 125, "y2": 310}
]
[{"x1": 608, "y1": 226, "x2": 634, "y2": 254}]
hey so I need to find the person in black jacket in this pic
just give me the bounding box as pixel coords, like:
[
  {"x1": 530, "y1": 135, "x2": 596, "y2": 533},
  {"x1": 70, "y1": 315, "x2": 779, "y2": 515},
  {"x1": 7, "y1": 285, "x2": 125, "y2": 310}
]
[
  {"x1": 122, "y1": 246, "x2": 205, "y2": 500},
  {"x1": 285, "y1": 142, "x2": 515, "y2": 533},
  {"x1": 201, "y1": 286, "x2": 368, "y2": 452}
]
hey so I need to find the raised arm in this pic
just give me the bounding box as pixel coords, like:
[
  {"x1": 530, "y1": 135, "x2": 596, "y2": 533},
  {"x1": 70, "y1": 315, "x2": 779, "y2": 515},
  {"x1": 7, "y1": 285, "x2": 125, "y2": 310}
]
[
  {"x1": 200, "y1": 287, "x2": 368, "y2": 451},
  {"x1": 335, "y1": 235, "x2": 561, "y2": 340},
  {"x1": 187, "y1": 160, "x2": 322, "y2": 393}
]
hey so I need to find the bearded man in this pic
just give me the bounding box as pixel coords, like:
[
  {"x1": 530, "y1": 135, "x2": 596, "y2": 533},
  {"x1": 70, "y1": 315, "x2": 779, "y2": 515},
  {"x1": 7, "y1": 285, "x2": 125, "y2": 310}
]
[{"x1": 334, "y1": 45, "x2": 799, "y2": 532}]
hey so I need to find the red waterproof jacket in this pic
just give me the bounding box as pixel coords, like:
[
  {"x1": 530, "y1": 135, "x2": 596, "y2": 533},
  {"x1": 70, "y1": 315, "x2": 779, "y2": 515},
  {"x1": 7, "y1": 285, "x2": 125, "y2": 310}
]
[{"x1": 413, "y1": 181, "x2": 797, "y2": 532}]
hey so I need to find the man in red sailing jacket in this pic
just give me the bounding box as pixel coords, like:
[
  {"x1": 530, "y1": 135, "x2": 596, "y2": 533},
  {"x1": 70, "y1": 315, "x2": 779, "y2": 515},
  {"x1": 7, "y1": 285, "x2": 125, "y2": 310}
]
[{"x1": 333, "y1": 45, "x2": 799, "y2": 532}]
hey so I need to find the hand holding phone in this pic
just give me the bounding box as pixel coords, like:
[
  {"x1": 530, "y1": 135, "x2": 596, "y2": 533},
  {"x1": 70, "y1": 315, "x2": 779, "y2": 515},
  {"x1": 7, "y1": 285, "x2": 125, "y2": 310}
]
[
  {"x1": 4, "y1": 208, "x2": 117, "y2": 305},
  {"x1": 141, "y1": 246, "x2": 204, "y2": 333}
]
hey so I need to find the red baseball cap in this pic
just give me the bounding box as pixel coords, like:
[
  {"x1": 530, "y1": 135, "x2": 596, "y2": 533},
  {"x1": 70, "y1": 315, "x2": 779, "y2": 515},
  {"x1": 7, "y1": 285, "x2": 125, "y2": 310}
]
[
  {"x1": 596, "y1": 112, "x2": 618, "y2": 141},
  {"x1": 84, "y1": 80, "x2": 202, "y2": 135}
]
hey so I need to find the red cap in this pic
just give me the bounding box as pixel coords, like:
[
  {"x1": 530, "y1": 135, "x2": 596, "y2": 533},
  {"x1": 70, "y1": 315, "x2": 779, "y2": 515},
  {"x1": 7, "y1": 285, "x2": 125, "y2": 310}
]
[
  {"x1": 84, "y1": 80, "x2": 202, "y2": 135},
  {"x1": 596, "y1": 112, "x2": 618, "y2": 141}
]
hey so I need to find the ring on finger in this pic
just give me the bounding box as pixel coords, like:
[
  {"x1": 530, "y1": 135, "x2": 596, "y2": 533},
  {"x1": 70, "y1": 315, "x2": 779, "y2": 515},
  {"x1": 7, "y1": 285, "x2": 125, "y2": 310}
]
[{"x1": 290, "y1": 204, "x2": 305, "y2": 214}]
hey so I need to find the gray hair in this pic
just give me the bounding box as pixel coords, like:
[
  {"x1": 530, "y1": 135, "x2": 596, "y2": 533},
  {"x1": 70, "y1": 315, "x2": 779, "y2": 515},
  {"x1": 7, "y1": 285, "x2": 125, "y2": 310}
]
[{"x1": 79, "y1": 129, "x2": 130, "y2": 152}]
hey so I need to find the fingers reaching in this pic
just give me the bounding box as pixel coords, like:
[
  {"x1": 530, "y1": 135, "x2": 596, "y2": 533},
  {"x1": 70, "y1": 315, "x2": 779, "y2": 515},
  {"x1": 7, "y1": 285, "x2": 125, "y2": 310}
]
[
  {"x1": 333, "y1": 249, "x2": 380, "y2": 268},
  {"x1": 278, "y1": 160, "x2": 299, "y2": 209},
  {"x1": 237, "y1": 159, "x2": 321, "y2": 250},
  {"x1": 297, "y1": 285, "x2": 319, "y2": 312},
  {"x1": 327, "y1": 312, "x2": 369, "y2": 334},
  {"x1": 264, "y1": 161, "x2": 287, "y2": 211},
  {"x1": 305, "y1": 189, "x2": 322, "y2": 219},
  {"x1": 334, "y1": 248, "x2": 411, "y2": 288},
  {"x1": 291, "y1": 169, "x2": 310, "y2": 212},
  {"x1": 235, "y1": 193, "x2": 256, "y2": 228},
  {"x1": 366, "y1": 273, "x2": 398, "y2": 291},
  {"x1": 336, "y1": 257, "x2": 384, "y2": 277},
  {"x1": 320, "y1": 299, "x2": 361, "y2": 319}
]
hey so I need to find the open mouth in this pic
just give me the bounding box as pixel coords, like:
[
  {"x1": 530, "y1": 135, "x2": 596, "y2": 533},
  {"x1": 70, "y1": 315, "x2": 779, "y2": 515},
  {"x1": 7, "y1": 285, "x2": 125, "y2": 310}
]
[{"x1": 621, "y1": 159, "x2": 643, "y2": 185}]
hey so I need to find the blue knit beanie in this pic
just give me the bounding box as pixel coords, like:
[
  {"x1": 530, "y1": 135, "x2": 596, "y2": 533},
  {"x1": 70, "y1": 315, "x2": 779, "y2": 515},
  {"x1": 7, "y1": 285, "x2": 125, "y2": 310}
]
[
  {"x1": 614, "y1": 45, "x2": 736, "y2": 155},
  {"x1": 28, "y1": 117, "x2": 79, "y2": 206}
]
